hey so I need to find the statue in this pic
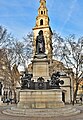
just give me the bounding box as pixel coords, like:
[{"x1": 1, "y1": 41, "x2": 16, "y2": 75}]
[
  {"x1": 37, "y1": 77, "x2": 45, "y2": 89},
  {"x1": 36, "y1": 30, "x2": 45, "y2": 54},
  {"x1": 21, "y1": 72, "x2": 33, "y2": 89},
  {"x1": 50, "y1": 72, "x2": 64, "y2": 89}
]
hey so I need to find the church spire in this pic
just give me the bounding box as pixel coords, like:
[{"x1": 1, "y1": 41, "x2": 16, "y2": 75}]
[
  {"x1": 40, "y1": 0, "x2": 46, "y2": 7},
  {"x1": 38, "y1": 0, "x2": 48, "y2": 16},
  {"x1": 35, "y1": 0, "x2": 49, "y2": 27},
  {"x1": 33, "y1": 0, "x2": 53, "y2": 60}
]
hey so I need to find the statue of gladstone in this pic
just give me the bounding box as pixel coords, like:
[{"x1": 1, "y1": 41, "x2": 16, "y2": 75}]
[{"x1": 36, "y1": 30, "x2": 45, "y2": 54}]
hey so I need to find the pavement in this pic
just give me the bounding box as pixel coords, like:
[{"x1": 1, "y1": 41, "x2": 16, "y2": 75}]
[{"x1": 0, "y1": 103, "x2": 83, "y2": 120}]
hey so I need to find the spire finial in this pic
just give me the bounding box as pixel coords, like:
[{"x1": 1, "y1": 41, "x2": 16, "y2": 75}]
[{"x1": 40, "y1": 0, "x2": 46, "y2": 7}]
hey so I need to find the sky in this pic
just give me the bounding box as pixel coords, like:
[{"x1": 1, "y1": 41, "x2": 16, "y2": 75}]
[{"x1": 0, "y1": 0, "x2": 83, "y2": 40}]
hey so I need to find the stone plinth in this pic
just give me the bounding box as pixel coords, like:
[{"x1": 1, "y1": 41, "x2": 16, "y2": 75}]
[
  {"x1": 32, "y1": 56, "x2": 50, "y2": 82},
  {"x1": 17, "y1": 89, "x2": 64, "y2": 109}
]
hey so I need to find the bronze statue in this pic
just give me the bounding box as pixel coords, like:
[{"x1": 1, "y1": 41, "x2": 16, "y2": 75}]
[{"x1": 36, "y1": 30, "x2": 45, "y2": 54}]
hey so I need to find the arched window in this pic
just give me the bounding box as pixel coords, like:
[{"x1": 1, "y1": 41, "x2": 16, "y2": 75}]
[
  {"x1": 41, "y1": 11, "x2": 43, "y2": 14},
  {"x1": 40, "y1": 19, "x2": 43, "y2": 25},
  {"x1": 44, "y1": 11, "x2": 45, "y2": 14}
]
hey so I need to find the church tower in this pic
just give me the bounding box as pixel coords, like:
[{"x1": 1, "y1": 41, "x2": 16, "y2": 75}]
[{"x1": 33, "y1": 0, "x2": 53, "y2": 60}]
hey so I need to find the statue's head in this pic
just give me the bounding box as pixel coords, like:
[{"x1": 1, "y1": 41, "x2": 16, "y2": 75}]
[{"x1": 39, "y1": 30, "x2": 43, "y2": 35}]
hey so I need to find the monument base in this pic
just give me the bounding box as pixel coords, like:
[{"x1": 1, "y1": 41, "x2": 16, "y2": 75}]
[
  {"x1": 32, "y1": 54, "x2": 50, "y2": 82},
  {"x1": 17, "y1": 89, "x2": 64, "y2": 109}
]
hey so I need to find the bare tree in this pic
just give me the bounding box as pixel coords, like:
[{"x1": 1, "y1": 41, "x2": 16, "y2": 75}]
[
  {"x1": 0, "y1": 26, "x2": 14, "y2": 87},
  {"x1": 53, "y1": 33, "x2": 83, "y2": 101},
  {"x1": 63, "y1": 35, "x2": 83, "y2": 101},
  {"x1": 0, "y1": 26, "x2": 7, "y2": 48},
  {"x1": 23, "y1": 32, "x2": 33, "y2": 60},
  {"x1": 0, "y1": 26, "x2": 23, "y2": 101},
  {"x1": 52, "y1": 31, "x2": 64, "y2": 60},
  {"x1": 0, "y1": 26, "x2": 33, "y2": 100}
]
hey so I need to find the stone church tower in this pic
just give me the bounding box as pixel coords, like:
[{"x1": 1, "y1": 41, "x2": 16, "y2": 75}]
[{"x1": 33, "y1": 0, "x2": 53, "y2": 60}]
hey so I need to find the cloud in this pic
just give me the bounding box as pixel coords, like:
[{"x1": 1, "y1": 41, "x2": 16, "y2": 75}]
[
  {"x1": 0, "y1": 0, "x2": 21, "y2": 7},
  {"x1": 47, "y1": 0, "x2": 55, "y2": 9},
  {"x1": 0, "y1": 0, "x2": 83, "y2": 40},
  {"x1": 0, "y1": 0, "x2": 36, "y2": 7},
  {"x1": 0, "y1": 0, "x2": 37, "y2": 19},
  {"x1": 0, "y1": 14, "x2": 30, "y2": 17},
  {"x1": 60, "y1": 0, "x2": 78, "y2": 34}
]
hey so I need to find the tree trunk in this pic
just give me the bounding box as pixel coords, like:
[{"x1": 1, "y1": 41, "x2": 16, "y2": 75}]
[
  {"x1": 13, "y1": 89, "x2": 17, "y2": 103},
  {"x1": 74, "y1": 82, "x2": 79, "y2": 102}
]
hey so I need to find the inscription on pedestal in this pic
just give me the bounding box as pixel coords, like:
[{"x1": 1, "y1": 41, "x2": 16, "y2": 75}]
[
  {"x1": 35, "y1": 64, "x2": 48, "y2": 76},
  {"x1": 32, "y1": 58, "x2": 50, "y2": 82}
]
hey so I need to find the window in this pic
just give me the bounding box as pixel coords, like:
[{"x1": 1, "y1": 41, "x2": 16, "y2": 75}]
[
  {"x1": 44, "y1": 11, "x2": 45, "y2": 14},
  {"x1": 40, "y1": 19, "x2": 43, "y2": 25},
  {"x1": 41, "y1": 11, "x2": 43, "y2": 14}
]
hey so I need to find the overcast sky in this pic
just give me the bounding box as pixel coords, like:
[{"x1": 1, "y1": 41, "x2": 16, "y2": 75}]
[{"x1": 0, "y1": 0, "x2": 83, "y2": 39}]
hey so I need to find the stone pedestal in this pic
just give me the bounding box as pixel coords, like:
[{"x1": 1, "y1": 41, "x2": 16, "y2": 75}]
[
  {"x1": 32, "y1": 55, "x2": 50, "y2": 82},
  {"x1": 17, "y1": 89, "x2": 64, "y2": 109}
]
